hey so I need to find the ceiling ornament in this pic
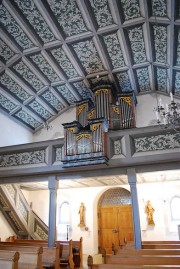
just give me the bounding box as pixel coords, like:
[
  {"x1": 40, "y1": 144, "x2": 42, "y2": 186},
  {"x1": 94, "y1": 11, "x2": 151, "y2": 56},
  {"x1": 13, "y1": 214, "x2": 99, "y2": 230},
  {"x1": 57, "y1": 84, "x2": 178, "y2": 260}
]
[{"x1": 43, "y1": 121, "x2": 52, "y2": 131}]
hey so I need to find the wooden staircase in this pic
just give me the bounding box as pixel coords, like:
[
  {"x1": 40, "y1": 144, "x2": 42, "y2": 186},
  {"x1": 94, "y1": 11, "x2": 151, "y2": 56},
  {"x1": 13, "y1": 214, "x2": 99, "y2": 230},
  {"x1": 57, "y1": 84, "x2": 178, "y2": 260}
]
[{"x1": 0, "y1": 184, "x2": 48, "y2": 239}]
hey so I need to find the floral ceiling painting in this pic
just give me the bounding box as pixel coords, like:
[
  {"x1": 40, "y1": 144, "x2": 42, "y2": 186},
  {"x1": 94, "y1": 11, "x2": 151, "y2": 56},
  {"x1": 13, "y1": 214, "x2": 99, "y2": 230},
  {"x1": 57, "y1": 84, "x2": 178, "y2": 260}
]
[{"x1": 0, "y1": 0, "x2": 179, "y2": 131}]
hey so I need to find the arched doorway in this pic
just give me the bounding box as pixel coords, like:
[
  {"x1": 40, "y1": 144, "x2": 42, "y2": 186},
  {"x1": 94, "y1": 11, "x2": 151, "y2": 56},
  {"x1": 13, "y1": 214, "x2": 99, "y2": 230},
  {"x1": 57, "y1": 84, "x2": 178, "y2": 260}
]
[{"x1": 98, "y1": 187, "x2": 134, "y2": 254}]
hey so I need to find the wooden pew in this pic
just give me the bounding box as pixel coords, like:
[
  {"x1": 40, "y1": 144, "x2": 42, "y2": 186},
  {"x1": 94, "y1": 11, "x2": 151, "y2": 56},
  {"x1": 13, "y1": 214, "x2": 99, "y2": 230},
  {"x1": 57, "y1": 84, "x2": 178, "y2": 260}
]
[
  {"x1": 15, "y1": 237, "x2": 83, "y2": 267},
  {"x1": 0, "y1": 250, "x2": 19, "y2": 269},
  {"x1": 142, "y1": 243, "x2": 180, "y2": 249},
  {"x1": 142, "y1": 241, "x2": 180, "y2": 244},
  {"x1": 0, "y1": 243, "x2": 60, "y2": 269},
  {"x1": 72, "y1": 237, "x2": 83, "y2": 268},
  {"x1": 14, "y1": 239, "x2": 48, "y2": 244},
  {"x1": 105, "y1": 254, "x2": 180, "y2": 265},
  {"x1": 11, "y1": 238, "x2": 80, "y2": 268},
  {"x1": 88, "y1": 254, "x2": 180, "y2": 268},
  {"x1": 0, "y1": 245, "x2": 43, "y2": 269},
  {"x1": 42, "y1": 245, "x2": 60, "y2": 269},
  {"x1": 59, "y1": 240, "x2": 74, "y2": 269},
  {"x1": 117, "y1": 248, "x2": 180, "y2": 256},
  {"x1": 11, "y1": 240, "x2": 74, "y2": 269},
  {"x1": 89, "y1": 264, "x2": 180, "y2": 269}
]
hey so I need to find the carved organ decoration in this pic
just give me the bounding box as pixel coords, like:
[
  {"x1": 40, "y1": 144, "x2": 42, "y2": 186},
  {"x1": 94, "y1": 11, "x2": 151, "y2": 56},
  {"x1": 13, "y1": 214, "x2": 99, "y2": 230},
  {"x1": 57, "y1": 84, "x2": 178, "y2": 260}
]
[{"x1": 62, "y1": 85, "x2": 136, "y2": 167}]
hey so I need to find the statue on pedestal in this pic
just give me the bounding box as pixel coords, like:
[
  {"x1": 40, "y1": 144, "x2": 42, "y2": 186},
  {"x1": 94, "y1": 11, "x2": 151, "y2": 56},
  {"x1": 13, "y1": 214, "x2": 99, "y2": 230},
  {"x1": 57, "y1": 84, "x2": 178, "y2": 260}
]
[
  {"x1": 145, "y1": 200, "x2": 155, "y2": 225},
  {"x1": 78, "y1": 202, "x2": 85, "y2": 227}
]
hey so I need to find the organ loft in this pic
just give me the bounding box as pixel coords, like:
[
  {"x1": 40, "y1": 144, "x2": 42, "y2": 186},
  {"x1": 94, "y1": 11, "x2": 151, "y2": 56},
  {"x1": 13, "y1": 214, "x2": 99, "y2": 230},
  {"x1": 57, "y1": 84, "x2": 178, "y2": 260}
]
[{"x1": 62, "y1": 85, "x2": 136, "y2": 167}]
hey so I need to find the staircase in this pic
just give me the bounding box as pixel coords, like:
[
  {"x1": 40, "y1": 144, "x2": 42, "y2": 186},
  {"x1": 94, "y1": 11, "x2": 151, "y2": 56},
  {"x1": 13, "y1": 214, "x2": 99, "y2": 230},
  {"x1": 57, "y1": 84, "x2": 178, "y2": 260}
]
[{"x1": 0, "y1": 184, "x2": 48, "y2": 239}]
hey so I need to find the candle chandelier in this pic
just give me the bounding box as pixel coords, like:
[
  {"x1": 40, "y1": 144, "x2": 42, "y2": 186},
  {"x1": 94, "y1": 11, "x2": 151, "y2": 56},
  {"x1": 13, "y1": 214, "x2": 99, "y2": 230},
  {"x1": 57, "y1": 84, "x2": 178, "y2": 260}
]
[
  {"x1": 153, "y1": 14, "x2": 180, "y2": 132},
  {"x1": 154, "y1": 92, "x2": 180, "y2": 132}
]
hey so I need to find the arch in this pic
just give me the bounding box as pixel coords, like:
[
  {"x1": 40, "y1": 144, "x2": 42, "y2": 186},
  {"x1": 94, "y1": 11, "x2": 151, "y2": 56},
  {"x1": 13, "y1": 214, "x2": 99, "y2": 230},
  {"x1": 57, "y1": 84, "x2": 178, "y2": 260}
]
[
  {"x1": 58, "y1": 201, "x2": 70, "y2": 224},
  {"x1": 98, "y1": 187, "x2": 131, "y2": 206},
  {"x1": 98, "y1": 187, "x2": 133, "y2": 254}
]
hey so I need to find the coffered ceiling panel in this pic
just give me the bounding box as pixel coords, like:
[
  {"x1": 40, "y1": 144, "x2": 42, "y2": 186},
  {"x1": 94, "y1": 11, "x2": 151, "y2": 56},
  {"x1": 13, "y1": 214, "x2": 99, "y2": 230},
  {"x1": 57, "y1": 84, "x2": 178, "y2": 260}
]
[{"x1": 0, "y1": 0, "x2": 180, "y2": 131}]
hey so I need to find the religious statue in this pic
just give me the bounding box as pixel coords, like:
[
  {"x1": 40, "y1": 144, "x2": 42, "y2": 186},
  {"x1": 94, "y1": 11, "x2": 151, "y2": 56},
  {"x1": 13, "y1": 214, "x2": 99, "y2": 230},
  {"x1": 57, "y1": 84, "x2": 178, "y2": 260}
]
[
  {"x1": 78, "y1": 202, "x2": 85, "y2": 227},
  {"x1": 145, "y1": 200, "x2": 155, "y2": 225}
]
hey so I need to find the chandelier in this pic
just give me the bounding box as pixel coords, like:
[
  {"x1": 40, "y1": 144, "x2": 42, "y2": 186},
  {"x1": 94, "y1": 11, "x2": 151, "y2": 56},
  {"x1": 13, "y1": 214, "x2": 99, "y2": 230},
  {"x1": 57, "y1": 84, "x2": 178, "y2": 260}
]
[
  {"x1": 154, "y1": 92, "x2": 180, "y2": 131},
  {"x1": 153, "y1": 14, "x2": 180, "y2": 132}
]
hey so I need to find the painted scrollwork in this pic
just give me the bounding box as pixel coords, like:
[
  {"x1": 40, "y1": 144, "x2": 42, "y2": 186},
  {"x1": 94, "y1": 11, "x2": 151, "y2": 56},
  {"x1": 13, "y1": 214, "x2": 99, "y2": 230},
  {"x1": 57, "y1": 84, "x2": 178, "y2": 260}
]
[
  {"x1": 0, "y1": 93, "x2": 17, "y2": 112},
  {"x1": 73, "y1": 40, "x2": 104, "y2": 74},
  {"x1": 0, "y1": 150, "x2": 46, "y2": 167},
  {"x1": 0, "y1": 38, "x2": 15, "y2": 61},
  {"x1": 0, "y1": 4, "x2": 34, "y2": 49},
  {"x1": 30, "y1": 54, "x2": 60, "y2": 83},
  {"x1": 28, "y1": 100, "x2": 53, "y2": 120},
  {"x1": 128, "y1": 25, "x2": 146, "y2": 64},
  {"x1": 42, "y1": 90, "x2": 65, "y2": 111},
  {"x1": 51, "y1": 47, "x2": 78, "y2": 78},
  {"x1": 134, "y1": 133, "x2": 180, "y2": 153},
  {"x1": 103, "y1": 33, "x2": 125, "y2": 68},
  {"x1": 47, "y1": 0, "x2": 88, "y2": 37},
  {"x1": 121, "y1": 0, "x2": 141, "y2": 21},
  {"x1": 13, "y1": 61, "x2": 44, "y2": 91},
  {"x1": 14, "y1": 0, "x2": 55, "y2": 43},
  {"x1": 89, "y1": 0, "x2": 113, "y2": 28},
  {"x1": 56, "y1": 85, "x2": 77, "y2": 104},
  {"x1": 0, "y1": 73, "x2": 31, "y2": 102},
  {"x1": 15, "y1": 110, "x2": 41, "y2": 128},
  {"x1": 136, "y1": 68, "x2": 151, "y2": 92}
]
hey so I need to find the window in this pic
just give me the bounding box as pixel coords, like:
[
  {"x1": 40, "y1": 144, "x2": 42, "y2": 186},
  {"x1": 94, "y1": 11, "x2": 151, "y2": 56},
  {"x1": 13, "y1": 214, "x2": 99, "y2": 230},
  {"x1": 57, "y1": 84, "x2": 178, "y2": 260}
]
[
  {"x1": 59, "y1": 201, "x2": 70, "y2": 224},
  {"x1": 170, "y1": 196, "x2": 180, "y2": 220}
]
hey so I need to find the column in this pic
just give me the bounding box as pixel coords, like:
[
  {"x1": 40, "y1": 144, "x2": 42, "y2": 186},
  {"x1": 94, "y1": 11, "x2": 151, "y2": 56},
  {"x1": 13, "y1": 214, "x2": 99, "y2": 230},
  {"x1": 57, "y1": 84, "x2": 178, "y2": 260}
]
[
  {"x1": 127, "y1": 168, "x2": 142, "y2": 249},
  {"x1": 48, "y1": 175, "x2": 58, "y2": 247}
]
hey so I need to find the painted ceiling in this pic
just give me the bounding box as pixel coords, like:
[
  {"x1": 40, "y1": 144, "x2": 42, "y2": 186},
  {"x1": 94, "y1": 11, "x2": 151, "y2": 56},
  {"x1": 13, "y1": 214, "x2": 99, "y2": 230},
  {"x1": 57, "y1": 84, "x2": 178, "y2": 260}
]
[{"x1": 0, "y1": 0, "x2": 180, "y2": 132}]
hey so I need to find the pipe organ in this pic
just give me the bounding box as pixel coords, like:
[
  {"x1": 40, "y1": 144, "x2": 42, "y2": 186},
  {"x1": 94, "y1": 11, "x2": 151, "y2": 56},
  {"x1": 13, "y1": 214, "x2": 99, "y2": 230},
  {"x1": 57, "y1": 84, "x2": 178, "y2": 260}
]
[{"x1": 62, "y1": 85, "x2": 136, "y2": 167}]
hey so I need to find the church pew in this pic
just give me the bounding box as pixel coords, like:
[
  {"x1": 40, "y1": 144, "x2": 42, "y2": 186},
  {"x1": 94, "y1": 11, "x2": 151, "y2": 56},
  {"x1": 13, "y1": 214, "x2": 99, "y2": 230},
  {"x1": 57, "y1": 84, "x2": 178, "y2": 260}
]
[
  {"x1": 87, "y1": 254, "x2": 180, "y2": 269},
  {"x1": 142, "y1": 241, "x2": 180, "y2": 244},
  {"x1": 15, "y1": 237, "x2": 81, "y2": 268},
  {"x1": 0, "y1": 245, "x2": 43, "y2": 269},
  {"x1": 14, "y1": 239, "x2": 48, "y2": 244},
  {"x1": 58, "y1": 240, "x2": 74, "y2": 269},
  {"x1": 104, "y1": 255, "x2": 180, "y2": 265},
  {"x1": 0, "y1": 244, "x2": 60, "y2": 269},
  {"x1": 41, "y1": 245, "x2": 60, "y2": 269},
  {"x1": 3, "y1": 239, "x2": 74, "y2": 269},
  {"x1": 142, "y1": 244, "x2": 180, "y2": 249},
  {"x1": 89, "y1": 264, "x2": 180, "y2": 269},
  {"x1": 0, "y1": 250, "x2": 19, "y2": 269},
  {"x1": 117, "y1": 248, "x2": 180, "y2": 256}
]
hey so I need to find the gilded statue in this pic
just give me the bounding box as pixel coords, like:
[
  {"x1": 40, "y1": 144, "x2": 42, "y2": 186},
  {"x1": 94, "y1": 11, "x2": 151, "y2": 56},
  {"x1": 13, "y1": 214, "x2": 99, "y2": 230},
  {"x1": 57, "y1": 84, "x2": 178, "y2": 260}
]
[
  {"x1": 78, "y1": 202, "x2": 85, "y2": 227},
  {"x1": 145, "y1": 200, "x2": 155, "y2": 225}
]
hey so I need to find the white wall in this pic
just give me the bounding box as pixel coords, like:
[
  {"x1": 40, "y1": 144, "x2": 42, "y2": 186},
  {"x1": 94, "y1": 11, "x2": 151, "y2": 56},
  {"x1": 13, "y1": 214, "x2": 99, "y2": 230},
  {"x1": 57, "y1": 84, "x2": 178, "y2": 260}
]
[
  {"x1": 0, "y1": 113, "x2": 33, "y2": 147},
  {"x1": 138, "y1": 181, "x2": 180, "y2": 241},
  {"x1": 27, "y1": 190, "x2": 49, "y2": 226},
  {"x1": 0, "y1": 211, "x2": 15, "y2": 241},
  {"x1": 32, "y1": 107, "x2": 76, "y2": 143}
]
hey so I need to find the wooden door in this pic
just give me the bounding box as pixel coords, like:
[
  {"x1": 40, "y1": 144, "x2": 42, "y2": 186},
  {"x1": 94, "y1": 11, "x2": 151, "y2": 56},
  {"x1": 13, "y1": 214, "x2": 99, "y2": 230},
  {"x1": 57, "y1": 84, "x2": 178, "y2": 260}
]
[{"x1": 98, "y1": 205, "x2": 134, "y2": 254}]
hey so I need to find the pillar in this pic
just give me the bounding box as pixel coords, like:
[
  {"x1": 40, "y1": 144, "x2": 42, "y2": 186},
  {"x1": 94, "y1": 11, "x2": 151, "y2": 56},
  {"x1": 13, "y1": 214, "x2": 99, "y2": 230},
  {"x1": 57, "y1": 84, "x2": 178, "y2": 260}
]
[
  {"x1": 48, "y1": 175, "x2": 58, "y2": 247},
  {"x1": 127, "y1": 168, "x2": 142, "y2": 249}
]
